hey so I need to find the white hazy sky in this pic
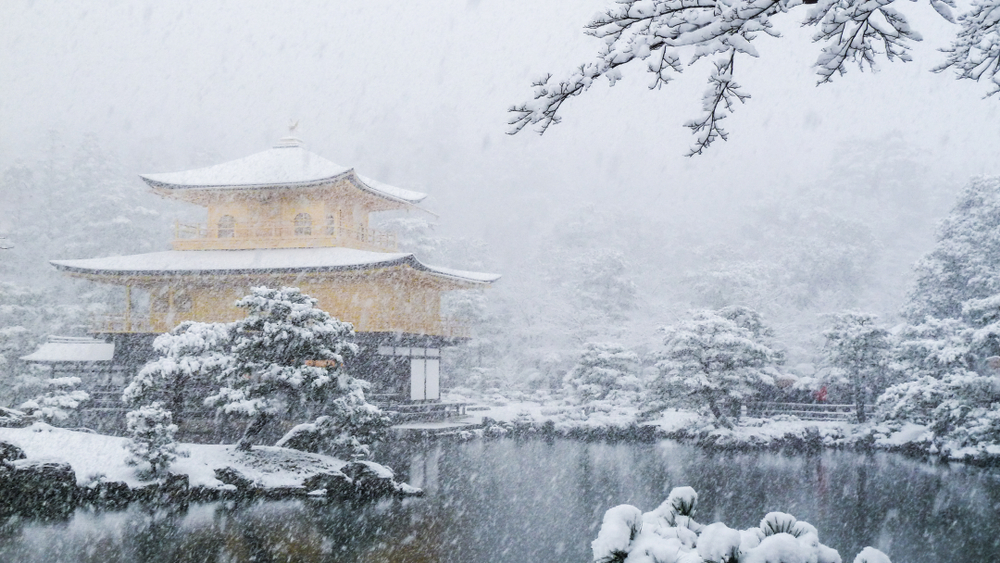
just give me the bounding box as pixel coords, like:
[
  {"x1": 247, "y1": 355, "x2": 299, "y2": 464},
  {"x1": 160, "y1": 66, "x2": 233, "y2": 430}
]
[{"x1": 2, "y1": 0, "x2": 998, "y2": 246}]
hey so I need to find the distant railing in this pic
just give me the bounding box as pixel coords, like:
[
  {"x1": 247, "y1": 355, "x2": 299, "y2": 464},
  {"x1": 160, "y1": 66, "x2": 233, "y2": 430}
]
[
  {"x1": 438, "y1": 317, "x2": 471, "y2": 338},
  {"x1": 745, "y1": 402, "x2": 875, "y2": 421},
  {"x1": 172, "y1": 220, "x2": 398, "y2": 252},
  {"x1": 92, "y1": 315, "x2": 155, "y2": 334},
  {"x1": 93, "y1": 314, "x2": 471, "y2": 337}
]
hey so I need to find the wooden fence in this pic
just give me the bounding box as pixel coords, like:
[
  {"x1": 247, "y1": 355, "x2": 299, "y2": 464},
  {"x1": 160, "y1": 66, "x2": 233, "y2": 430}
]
[{"x1": 745, "y1": 402, "x2": 875, "y2": 421}]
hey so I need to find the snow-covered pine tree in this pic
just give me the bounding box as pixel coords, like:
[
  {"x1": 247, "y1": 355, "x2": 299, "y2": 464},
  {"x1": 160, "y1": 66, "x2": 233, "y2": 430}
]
[
  {"x1": 204, "y1": 287, "x2": 361, "y2": 451},
  {"x1": 892, "y1": 317, "x2": 976, "y2": 380},
  {"x1": 122, "y1": 320, "x2": 234, "y2": 423},
  {"x1": 821, "y1": 312, "x2": 892, "y2": 423},
  {"x1": 651, "y1": 307, "x2": 781, "y2": 426},
  {"x1": 127, "y1": 287, "x2": 381, "y2": 453},
  {"x1": 564, "y1": 342, "x2": 641, "y2": 404},
  {"x1": 17, "y1": 376, "x2": 90, "y2": 421},
  {"x1": 276, "y1": 387, "x2": 391, "y2": 460},
  {"x1": 124, "y1": 402, "x2": 185, "y2": 476},
  {"x1": 905, "y1": 176, "x2": 1000, "y2": 322}
]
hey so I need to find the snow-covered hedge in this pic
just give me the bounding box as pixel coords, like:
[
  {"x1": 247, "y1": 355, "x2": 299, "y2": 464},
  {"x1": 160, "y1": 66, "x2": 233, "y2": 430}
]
[{"x1": 593, "y1": 486, "x2": 889, "y2": 563}]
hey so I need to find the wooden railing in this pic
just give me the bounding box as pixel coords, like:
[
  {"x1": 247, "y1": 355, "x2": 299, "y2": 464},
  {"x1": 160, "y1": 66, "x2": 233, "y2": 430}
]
[
  {"x1": 745, "y1": 402, "x2": 875, "y2": 421},
  {"x1": 438, "y1": 317, "x2": 471, "y2": 338},
  {"x1": 172, "y1": 220, "x2": 398, "y2": 252},
  {"x1": 92, "y1": 315, "x2": 155, "y2": 334},
  {"x1": 93, "y1": 314, "x2": 470, "y2": 337}
]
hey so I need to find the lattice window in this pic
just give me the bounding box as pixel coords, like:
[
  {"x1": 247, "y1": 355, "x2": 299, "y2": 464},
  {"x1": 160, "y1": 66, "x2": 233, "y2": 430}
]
[{"x1": 294, "y1": 212, "x2": 312, "y2": 236}]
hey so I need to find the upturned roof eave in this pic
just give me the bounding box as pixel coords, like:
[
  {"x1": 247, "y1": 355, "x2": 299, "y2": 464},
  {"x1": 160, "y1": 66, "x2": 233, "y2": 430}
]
[
  {"x1": 49, "y1": 252, "x2": 498, "y2": 285},
  {"x1": 140, "y1": 168, "x2": 428, "y2": 206}
]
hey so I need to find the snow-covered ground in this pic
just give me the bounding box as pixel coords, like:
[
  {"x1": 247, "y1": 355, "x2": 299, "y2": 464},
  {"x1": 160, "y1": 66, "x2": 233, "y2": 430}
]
[{"x1": 0, "y1": 421, "x2": 399, "y2": 490}]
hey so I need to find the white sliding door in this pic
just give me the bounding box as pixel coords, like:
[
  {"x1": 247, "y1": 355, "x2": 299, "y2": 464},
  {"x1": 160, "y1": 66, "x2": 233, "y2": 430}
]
[
  {"x1": 426, "y1": 358, "x2": 440, "y2": 400},
  {"x1": 410, "y1": 359, "x2": 426, "y2": 401}
]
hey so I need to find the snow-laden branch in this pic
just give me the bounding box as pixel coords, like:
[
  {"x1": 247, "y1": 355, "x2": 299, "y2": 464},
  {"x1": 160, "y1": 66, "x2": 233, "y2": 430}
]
[
  {"x1": 935, "y1": 0, "x2": 1000, "y2": 96},
  {"x1": 804, "y1": 0, "x2": 922, "y2": 84},
  {"x1": 509, "y1": 0, "x2": 964, "y2": 155}
]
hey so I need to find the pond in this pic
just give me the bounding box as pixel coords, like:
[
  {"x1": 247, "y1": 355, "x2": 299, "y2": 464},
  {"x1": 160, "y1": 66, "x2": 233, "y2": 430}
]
[{"x1": 0, "y1": 438, "x2": 997, "y2": 562}]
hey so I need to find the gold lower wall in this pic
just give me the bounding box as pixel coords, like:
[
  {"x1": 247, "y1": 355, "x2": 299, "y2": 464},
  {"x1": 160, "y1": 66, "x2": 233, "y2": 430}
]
[{"x1": 105, "y1": 265, "x2": 460, "y2": 336}]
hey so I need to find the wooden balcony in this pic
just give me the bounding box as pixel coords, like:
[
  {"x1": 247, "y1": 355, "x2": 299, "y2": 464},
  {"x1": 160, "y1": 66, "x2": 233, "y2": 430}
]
[
  {"x1": 437, "y1": 318, "x2": 471, "y2": 339},
  {"x1": 91, "y1": 315, "x2": 158, "y2": 334},
  {"x1": 92, "y1": 312, "x2": 470, "y2": 338},
  {"x1": 171, "y1": 220, "x2": 398, "y2": 252}
]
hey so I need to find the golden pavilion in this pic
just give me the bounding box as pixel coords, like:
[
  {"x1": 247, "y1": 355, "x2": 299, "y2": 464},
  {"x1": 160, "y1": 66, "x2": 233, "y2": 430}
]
[{"x1": 49, "y1": 137, "x2": 499, "y2": 403}]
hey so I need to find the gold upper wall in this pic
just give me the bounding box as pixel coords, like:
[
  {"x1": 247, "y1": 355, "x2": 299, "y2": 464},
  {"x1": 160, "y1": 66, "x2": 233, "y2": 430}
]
[{"x1": 165, "y1": 178, "x2": 412, "y2": 252}]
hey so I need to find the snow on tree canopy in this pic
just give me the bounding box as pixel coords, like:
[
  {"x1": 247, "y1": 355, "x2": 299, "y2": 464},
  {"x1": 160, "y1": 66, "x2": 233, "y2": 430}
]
[
  {"x1": 564, "y1": 342, "x2": 641, "y2": 403},
  {"x1": 650, "y1": 307, "x2": 781, "y2": 424},
  {"x1": 125, "y1": 286, "x2": 380, "y2": 452},
  {"x1": 18, "y1": 376, "x2": 89, "y2": 421},
  {"x1": 821, "y1": 312, "x2": 892, "y2": 423},
  {"x1": 905, "y1": 176, "x2": 1000, "y2": 322}
]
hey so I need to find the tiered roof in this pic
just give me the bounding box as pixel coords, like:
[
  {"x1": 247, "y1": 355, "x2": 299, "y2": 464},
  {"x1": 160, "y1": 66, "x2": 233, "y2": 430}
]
[
  {"x1": 52, "y1": 248, "x2": 499, "y2": 283},
  {"x1": 140, "y1": 137, "x2": 427, "y2": 206}
]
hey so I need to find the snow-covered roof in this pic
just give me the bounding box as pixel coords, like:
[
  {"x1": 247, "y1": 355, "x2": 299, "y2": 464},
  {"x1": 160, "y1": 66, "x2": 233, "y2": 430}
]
[
  {"x1": 139, "y1": 138, "x2": 427, "y2": 204},
  {"x1": 21, "y1": 336, "x2": 114, "y2": 363},
  {"x1": 51, "y1": 248, "x2": 500, "y2": 284}
]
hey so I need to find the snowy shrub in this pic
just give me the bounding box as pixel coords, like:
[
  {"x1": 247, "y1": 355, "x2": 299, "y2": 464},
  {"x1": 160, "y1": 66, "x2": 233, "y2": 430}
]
[
  {"x1": 593, "y1": 486, "x2": 889, "y2": 563},
  {"x1": 650, "y1": 307, "x2": 781, "y2": 426},
  {"x1": 564, "y1": 342, "x2": 641, "y2": 404},
  {"x1": 876, "y1": 371, "x2": 1000, "y2": 449},
  {"x1": 276, "y1": 388, "x2": 391, "y2": 460},
  {"x1": 124, "y1": 402, "x2": 185, "y2": 476},
  {"x1": 18, "y1": 376, "x2": 89, "y2": 421}
]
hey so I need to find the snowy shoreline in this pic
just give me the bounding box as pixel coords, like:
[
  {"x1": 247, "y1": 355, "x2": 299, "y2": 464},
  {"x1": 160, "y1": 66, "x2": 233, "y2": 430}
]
[
  {"x1": 0, "y1": 422, "x2": 420, "y2": 516},
  {"x1": 452, "y1": 396, "x2": 1000, "y2": 467}
]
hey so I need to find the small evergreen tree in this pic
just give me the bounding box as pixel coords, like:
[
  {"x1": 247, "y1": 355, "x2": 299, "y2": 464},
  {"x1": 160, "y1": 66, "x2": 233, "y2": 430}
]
[
  {"x1": 563, "y1": 342, "x2": 641, "y2": 404},
  {"x1": 18, "y1": 377, "x2": 90, "y2": 421},
  {"x1": 651, "y1": 307, "x2": 781, "y2": 426},
  {"x1": 821, "y1": 312, "x2": 892, "y2": 423},
  {"x1": 124, "y1": 402, "x2": 185, "y2": 476}
]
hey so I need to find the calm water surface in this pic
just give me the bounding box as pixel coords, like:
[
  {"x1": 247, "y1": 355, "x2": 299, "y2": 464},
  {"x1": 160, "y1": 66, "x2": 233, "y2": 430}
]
[{"x1": 0, "y1": 438, "x2": 998, "y2": 562}]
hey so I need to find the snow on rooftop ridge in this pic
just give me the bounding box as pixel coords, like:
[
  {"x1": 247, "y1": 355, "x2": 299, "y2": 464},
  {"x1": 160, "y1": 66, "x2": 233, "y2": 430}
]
[
  {"x1": 140, "y1": 142, "x2": 427, "y2": 204},
  {"x1": 356, "y1": 173, "x2": 427, "y2": 204},
  {"x1": 21, "y1": 336, "x2": 114, "y2": 363},
  {"x1": 50, "y1": 248, "x2": 499, "y2": 284}
]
